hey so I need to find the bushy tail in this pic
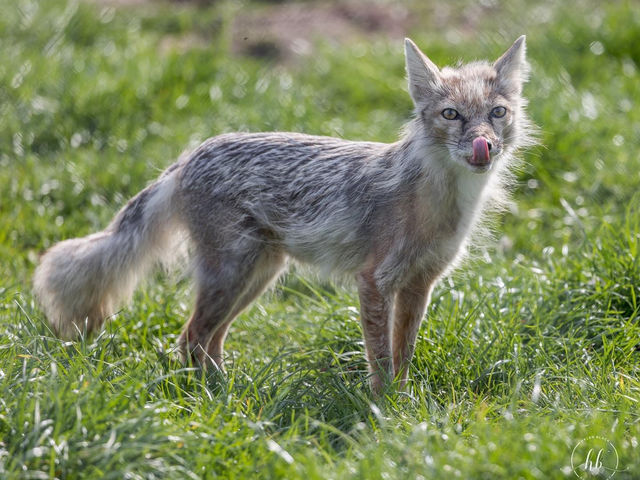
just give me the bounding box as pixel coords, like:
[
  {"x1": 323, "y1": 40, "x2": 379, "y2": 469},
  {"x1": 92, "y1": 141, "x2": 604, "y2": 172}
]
[{"x1": 34, "y1": 167, "x2": 185, "y2": 338}]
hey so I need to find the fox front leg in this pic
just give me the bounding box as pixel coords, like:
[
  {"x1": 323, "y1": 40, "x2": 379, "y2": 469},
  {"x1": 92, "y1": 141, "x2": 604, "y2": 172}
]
[
  {"x1": 357, "y1": 270, "x2": 394, "y2": 395},
  {"x1": 392, "y1": 272, "x2": 434, "y2": 388}
]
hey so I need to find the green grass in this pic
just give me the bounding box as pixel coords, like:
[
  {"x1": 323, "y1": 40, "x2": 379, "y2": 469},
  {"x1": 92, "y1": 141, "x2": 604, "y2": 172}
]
[{"x1": 2, "y1": 0, "x2": 640, "y2": 478}]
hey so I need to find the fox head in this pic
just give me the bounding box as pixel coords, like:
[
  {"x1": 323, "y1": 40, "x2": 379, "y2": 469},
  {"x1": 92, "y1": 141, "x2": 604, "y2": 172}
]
[{"x1": 405, "y1": 36, "x2": 529, "y2": 174}]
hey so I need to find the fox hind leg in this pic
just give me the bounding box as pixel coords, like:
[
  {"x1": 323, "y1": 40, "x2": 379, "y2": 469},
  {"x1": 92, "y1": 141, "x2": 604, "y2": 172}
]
[
  {"x1": 179, "y1": 256, "x2": 244, "y2": 367},
  {"x1": 205, "y1": 250, "x2": 287, "y2": 368},
  {"x1": 179, "y1": 235, "x2": 274, "y2": 368}
]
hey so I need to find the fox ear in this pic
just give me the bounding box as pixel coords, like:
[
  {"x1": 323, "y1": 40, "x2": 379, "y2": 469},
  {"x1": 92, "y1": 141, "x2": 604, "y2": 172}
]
[
  {"x1": 494, "y1": 35, "x2": 528, "y2": 94},
  {"x1": 404, "y1": 38, "x2": 441, "y2": 105}
]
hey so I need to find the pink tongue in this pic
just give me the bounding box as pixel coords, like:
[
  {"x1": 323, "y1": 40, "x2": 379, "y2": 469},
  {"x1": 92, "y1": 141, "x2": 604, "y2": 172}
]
[{"x1": 471, "y1": 137, "x2": 490, "y2": 165}]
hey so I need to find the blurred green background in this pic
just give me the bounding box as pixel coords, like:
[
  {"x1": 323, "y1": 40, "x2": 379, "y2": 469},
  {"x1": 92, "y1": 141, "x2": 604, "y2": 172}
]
[{"x1": 1, "y1": 0, "x2": 639, "y2": 478}]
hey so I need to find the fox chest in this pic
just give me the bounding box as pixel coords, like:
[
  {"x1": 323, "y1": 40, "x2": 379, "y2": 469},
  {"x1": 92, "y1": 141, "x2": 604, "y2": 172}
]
[{"x1": 404, "y1": 181, "x2": 485, "y2": 272}]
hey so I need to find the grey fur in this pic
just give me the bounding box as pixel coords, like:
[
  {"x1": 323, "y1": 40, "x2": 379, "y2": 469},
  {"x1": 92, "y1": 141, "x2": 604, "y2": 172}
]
[{"x1": 34, "y1": 37, "x2": 535, "y2": 393}]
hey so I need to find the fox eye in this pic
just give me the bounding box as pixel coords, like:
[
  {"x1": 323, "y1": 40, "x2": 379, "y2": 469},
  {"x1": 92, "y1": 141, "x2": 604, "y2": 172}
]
[
  {"x1": 491, "y1": 106, "x2": 507, "y2": 118},
  {"x1": 441, "y1": 108, "x2": 460, "y2": 120}
]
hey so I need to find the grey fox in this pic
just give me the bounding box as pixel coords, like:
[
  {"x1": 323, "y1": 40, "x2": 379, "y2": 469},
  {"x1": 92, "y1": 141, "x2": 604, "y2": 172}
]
[{"x1": 34, "y1": 37, "x2": 534, "y2": 394}]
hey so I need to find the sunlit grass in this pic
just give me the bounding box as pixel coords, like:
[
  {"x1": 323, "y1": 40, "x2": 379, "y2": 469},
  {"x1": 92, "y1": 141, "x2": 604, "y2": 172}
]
[{"x1": 1, "y1": 0, "x2": 639, "y2": 478}]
